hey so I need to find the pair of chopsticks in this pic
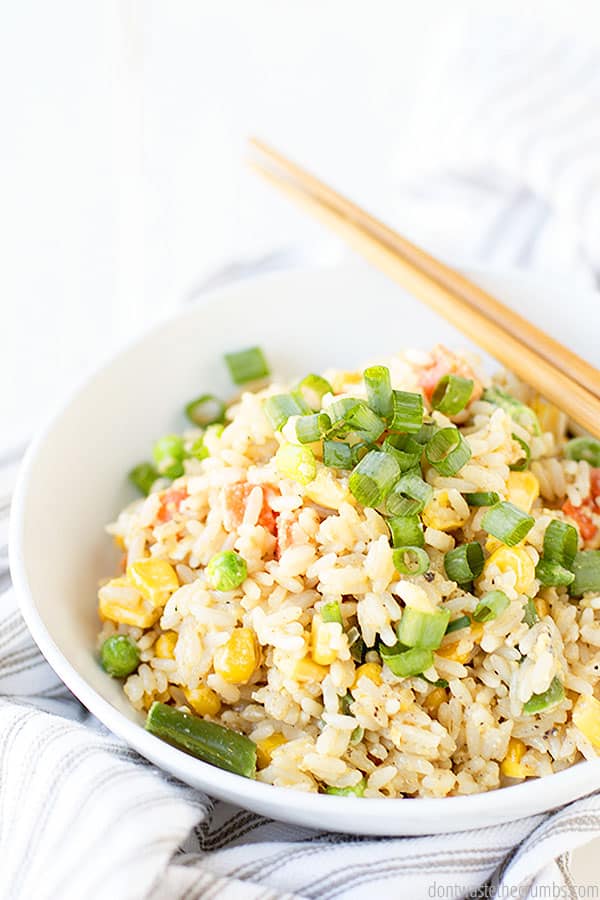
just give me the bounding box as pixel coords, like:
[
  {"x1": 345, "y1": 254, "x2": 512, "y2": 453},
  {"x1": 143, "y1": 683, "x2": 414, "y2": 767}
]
[{"x1": 248, "y1": 138, "x2": 600, "y2": 440}]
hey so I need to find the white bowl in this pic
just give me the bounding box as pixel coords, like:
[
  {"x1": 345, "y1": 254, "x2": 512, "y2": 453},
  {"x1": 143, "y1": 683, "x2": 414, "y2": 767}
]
[{"x1": 10, "y1": 262, "x2": 600, "y2": 835}]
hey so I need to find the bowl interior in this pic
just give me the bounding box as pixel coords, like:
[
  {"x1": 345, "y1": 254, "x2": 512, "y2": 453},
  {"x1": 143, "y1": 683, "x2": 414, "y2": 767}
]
[{"x1": 11, "y1": 262, "x2": 600, "y2": 834}]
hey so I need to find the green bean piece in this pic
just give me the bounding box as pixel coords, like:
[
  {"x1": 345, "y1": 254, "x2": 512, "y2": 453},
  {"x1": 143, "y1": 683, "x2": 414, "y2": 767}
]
[
  {"x1": 100, "y1": 635, "x2": 140, "y2": 677},
  {"x1": 146, "y1": 702, "x2": 257, "y2": 777}
]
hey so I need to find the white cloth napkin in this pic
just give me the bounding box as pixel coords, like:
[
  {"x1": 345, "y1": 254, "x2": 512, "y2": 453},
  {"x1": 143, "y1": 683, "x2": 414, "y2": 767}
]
[
  {"x1": 389, "y1": 18, "x2": 600, "y2": 287},
  {"x1": 3, "y1": 18, "x2": 600, "y2": 900}
]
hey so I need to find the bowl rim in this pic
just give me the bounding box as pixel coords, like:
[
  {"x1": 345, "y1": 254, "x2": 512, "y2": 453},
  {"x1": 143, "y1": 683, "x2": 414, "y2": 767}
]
[{"x1": 10, "y1": 263, "x2": 600, "y2": 829}]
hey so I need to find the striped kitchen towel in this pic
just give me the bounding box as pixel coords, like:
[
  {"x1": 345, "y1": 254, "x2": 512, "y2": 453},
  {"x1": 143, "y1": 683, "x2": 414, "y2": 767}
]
[{"x1": 3, "y1": 17, "x2": 600, "y2": 900}]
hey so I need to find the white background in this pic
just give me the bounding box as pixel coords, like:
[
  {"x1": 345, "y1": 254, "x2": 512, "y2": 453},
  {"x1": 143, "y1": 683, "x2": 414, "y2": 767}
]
[{"x1": 2, "y1": 0, "x2": 600, "y2": 885}]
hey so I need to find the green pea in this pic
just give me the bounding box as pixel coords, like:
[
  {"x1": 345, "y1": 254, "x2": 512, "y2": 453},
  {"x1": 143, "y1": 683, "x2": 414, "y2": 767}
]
[
  {"x1": 129, "y1": 461, "x2": 159, "y2": 495},
  {"x1": 206, "y1": 550, "x2": 248, "y2": 591},
  {"x1": 152, "y1": 434, "x2": 185, "y2": 479},
  {"x1": 100, "y1": 635, "x2": 140, "y2": 677}
]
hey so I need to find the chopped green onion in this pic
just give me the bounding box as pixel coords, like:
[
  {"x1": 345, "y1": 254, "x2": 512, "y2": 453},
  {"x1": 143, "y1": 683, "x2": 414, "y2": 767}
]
[
  {"x1": 342, "y1": 401, "x2": 386, "y2": 442},
  {"x1": 425, "y1": 427, "x2": 472, "y2": 477},
  {"x1": 185, "y1": 394, "x2": 225, "y2": 427},
  {"x1": 296, "y1": 412, "x2": 331, "y2": 444},
  {"x1": 100, "y1": 634, "x2": 140, "y2": 677},
  {"x1": 206, "y1": 550, "x2": 248, "y2": 591},
  {"x1": 263, "y1": 393, "x2": 310, "y2": 430},
  {"x1": 431, "y1": 374, "x2": 474, "y2": 415},
  {"x1": 510, "y1": 434, "x2": 531, "y2": 472},
  {"x1": 473, "y1": 590, "x2": 510, "y2": 623},
  {"x1": 444, "y1": 542, "x2": 484, "y2": 583},
  {"x1": 482, "y1": 502, "x2": 535, "y2": 547},
  {"x1": 483, "y1": 386, "x2": 541, "y2": 436},
  {"x1": 564, "y1": 436, "x2": 600, "y2": 467},
  {"x1": 421, "y1": 676, "x2": 449, "y2": 688},
  {"x1": 326, "y1": 397, "x2": 361, "y2": 424},
  {"x1": 522, "y1": 677, "x2": 564, "y2": 716},
  {"x1": 348, "y1": 628, "x2": 365, "y2": 662},
  {"x1": 382, "y1": 434, "x2": 423, "y2": 471},
  {"x1": 569, "y1": 550, "x2": 600, "y2": 597},
  {"x1": 523, "y1": 598, "x2": 539, "y2": 627},
  {"x1": 389, "y1": 390, "x2": 424, "y2": 434},
  {"x1": 323, "y1": 440, "x2": 353, "y2": 469},
  {"x1": 326, "y1": 777, "x2": 366, "y2": 797},
  {"x1": 275, "y1": 443, "x2": 317, "y2": 485},
  {"x1": 152, "y1": 435, "x2": 186, "y2": 479},
  {"x1": 189, "y1": 436, "x2": 209, "y2": 461},
  {"x1": 396, "y1": 607, "x2": 450, "y2": 650},
  {"x1": 392, "y1": 546, "x2": 430, "y2": 576},
  {"x1": 297, "y1": 374, "x2": 333, "y2": 411},
  {"x1": 414, "y1": 420, "x2": 438, "y2": 445},
  {"x1": 388, "y1": 515, "x2": 424, "y2": 548},
  {"x1": 364, "y1": 365, "x2": 393, "y2": 420},
  {"x1": 464, "y1": 491, "x2": 501, "y2": 508},
  {"x1": 350, "y1": 725, "x2": 364, "y2": 744},
  {"x1": 445, "y1": 614, "x2": 471, "y2": 635},
  {"x1": 225, "y1": 346, "x2": 269, "y2": 385},
  {"x1": 340, "y1": 691, "x2": 353, "y2": 714},
  {"x1": 321, "y1": 600, "x2": 343, "y2": 624},
  {"x1": 535, "y1": 559, "x2": 574, "y2": 587},
  {"x1": 349, "y1": 450, "x2": 400, "y2": 508},
  {"x1": 146, "y1": 701, "x2": 257, "y2": 777},
  {"x1": 379, "y1": 643, "x2": 433, "y2": 677},
  {"x1": 351, "y1": 441, "x2": 375, "y2": 465},
  {"x1": 129, "y1": 462, "x2": 159, "y2": 495},
  {"x1": 384, "y1": 470, "x2": 433, "y2": 517},
  {"x1": 543, "y1": 520, "x2": 578, "y2": 568}
]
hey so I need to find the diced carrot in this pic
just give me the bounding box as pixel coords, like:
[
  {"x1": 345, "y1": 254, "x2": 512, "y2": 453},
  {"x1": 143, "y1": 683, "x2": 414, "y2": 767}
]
[
  {"x1": 223, "y1": 482, "x2": 279, "y2": 534},
  {"x1": 419, "y1": 360, "x2": 454, "y2": 402},
  {"x1": 590, "y1": 468, "x2": 600, "y2": 500},
  {"x1": 275, "y1": 510, "x2": 299, "y2": 558},
  {"x1": 418, "y1": 345, "x2": 483, "y2": 404},
  {"x1": 157, "y1": 487, "x2": 188, "y2": 523},
  {"x1": 562, "y1": 500, "x2": 597, "y2": 542}
]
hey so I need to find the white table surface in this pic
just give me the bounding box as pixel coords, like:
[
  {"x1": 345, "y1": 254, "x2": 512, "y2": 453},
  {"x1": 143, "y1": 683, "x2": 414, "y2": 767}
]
[{"x1": 3, "y1": 0, "x2": 600, "y2": 889}]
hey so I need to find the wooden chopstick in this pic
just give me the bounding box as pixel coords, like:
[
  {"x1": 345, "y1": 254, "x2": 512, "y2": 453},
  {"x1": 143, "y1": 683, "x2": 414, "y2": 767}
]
[
  {"x1": 250, "y1": 137, "x2": 600, "y2": 404},
  {"x1": 248, "y1": 142, "x2": 600, "y2": 440}
]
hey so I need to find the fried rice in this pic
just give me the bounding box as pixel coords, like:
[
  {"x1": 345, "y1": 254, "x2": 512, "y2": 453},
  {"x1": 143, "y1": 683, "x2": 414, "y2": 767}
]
[{"x1": 97, "y1": 345, "x2": 600, "y2": 797}]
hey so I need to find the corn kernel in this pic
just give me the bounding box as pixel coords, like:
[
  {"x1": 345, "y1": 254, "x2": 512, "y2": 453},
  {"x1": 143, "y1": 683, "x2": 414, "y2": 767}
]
[
  {"x1": 423, "y1": 686, "x2": 447, "y2": 716},
  {"x1": 256, "y1": 732, "x2": 286, "y2": 768},
  {"x1": 572, "y1": 694, "x2": 600, "y2": 748},
  {"x1": 311, "y1": 614, "x2": 341, "y2": 666},
  {"x1": 98, "y1": 577, "x2": 161, "y2": 628},
  {"x1": 485, "y1": 535, "x2": 502, "y2": 554},
  {"x1": 532, "y1": 396, "x2": 566, "y2": 437},
  {"x1": 470, "y1": 621, "x2": 484, "y2": 642},
  {"x1": 127, "y1": 559, "x2": 179, "y2": 608},
  {"x1": 213, "y1": 627, "x2": 259, "y2": 684},
  {"x1": 436, "y1": 642, "x2": 471, "y2": 664},
  {"x1": 507, "y1": 471, "x2": 539, "y2": 514},
  {"x1": 293, "y1": 657, "x2": 328, "y2": 682},
  {"x1": 304, "y1": 469, "x2": 351, "y2": 510},
  {"x1": 534, "y1": 596, "x2": 549, "y2": 619},
  {"x1": 352, "y1": 662, "x2": 383, "y2": 689},
  {"x1": 422, "y1": 490, "x2": 468, "y2": 532},
  {"x1": 484, "y1": 546, "x2": 536, "y2": 594},
  {"x1": 501, "y1": 738, "x2": 531, "y2": 778},
  {"x1": 184, "y1": 685, "x2": 222, "y2": 717},
  {"x1": 155, "y1": 631, "x2": 178, "y2": 659}
]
